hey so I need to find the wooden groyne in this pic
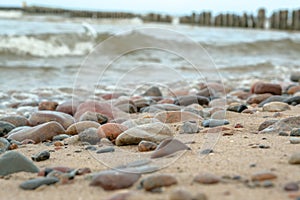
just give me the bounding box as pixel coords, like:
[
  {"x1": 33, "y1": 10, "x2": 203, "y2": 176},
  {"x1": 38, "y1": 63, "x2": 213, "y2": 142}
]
[{"x1": 1, "y1": 6, "x2": 299, "y2": 31}]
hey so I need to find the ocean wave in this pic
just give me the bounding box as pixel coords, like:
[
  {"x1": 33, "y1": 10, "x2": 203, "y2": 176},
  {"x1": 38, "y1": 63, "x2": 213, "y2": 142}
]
[{"x1": 0, "y1": 11, "x2": 22, "y2": 19}]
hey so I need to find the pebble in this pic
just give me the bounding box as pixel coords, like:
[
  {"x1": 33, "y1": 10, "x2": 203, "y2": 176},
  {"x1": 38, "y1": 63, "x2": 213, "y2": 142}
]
[
  {"x1": 122, "y1": 118, "x2": 160, "y2": 129},
  {"x1": 251, "y1": 171, "x2": 277, "y2": 181},
  {"x1": 66, "y1": 121, "x2": 100, "y2": 135},
  {"x1": 106, "y1": 192, "x2": 133, "y2": 200},
  {"x1": 290, "y1": 72, "x2": 300, "y2": 82},
  {"x1": 284, "y1": 96, "x2": 300, "y2": 105},
  {"x1": 97, "y1": 123, "x2": 128, "y2": 142},
  {"x1": 258, "y1": 95, "x2": 286, "y2": 107},
  {"x1": 78, "y1": 128, "x2": 102, "y2": 145},
  {"x1": 289, "y1": 153, "x2": 300, "y2": 164},
  {"x1": 141, "y1": 174, "x2": 178, "y2": 191},
  {"x1": 0, "y1": 138, "x2": 10, "y2": 154},
  {"x1": 291, "y1": 128, "x2": 300, "y2": 137},
  {"x1": 20, "y1": 177, "x2": 59, "y2": 190},
  {"x1": 29, "y1": 111, "x2": 75, "y2": 129},
  {"x1": 56, "y1": 101, "x2": 79, "y2": 115},
  {"x1": 279, "y1": 132, "x2": 289, "y2": 136},
  {"x1": 202, "y1": 119, "x2": 229, "y2": 127},
  {"x1": 246, "y1": 93, "x2": 273, "y2": 104},
  {"x1": 38, "y1": 101, "x2": 58, "y2": 111},
  {"x1": 0, "y1": 121, "x2": 15, "y2": 137},
  {"x1": 133, "y1": 98, "x2": 154, "y2": 111},
  {"x1": 143, "y1": 86, "x2": 162, "y2": 97},
  {"x1": 78, "y1": 111, "x2": 108, "y2": 124},
  {"x1": 141, "y1": 104, "x2": 181, "y2": 113},
  {"x1": 85, "y1": 145, "x2": 97, "y2": 151},
  {"x1": 38, "y1": 166, "x2": 73, "y2": 176},
  {"x1": 262, "y1": 102, "x2": 290, "y2": 112},
  {"x1": 53, "y1": 141, "x2": 64, "y2": 146},
  {"x1": 75, "y1": 167, "x2": 91, "y2": 176},
  {"x1": 116, "y1": 103, "x2": 137, "y2": 113},
  {"x1": 138, "y1": 140, "x2": 157, "y2": 152},
  {"x1": 151, "y1": 138, "x2": 190, "y2": 159},
  {"x1": 0, "y1": 115, "x2": 29, "y2": 127},
  {"x1": 262, "y1": 180, "x2": 274, "y2": 188},
  {"x1": 193, "y1": 173, "x2": 221, "y2": 184},
  {"x1": 0, "y1": 151, "x2": 39, "y2": 176},
  {"x1": 258, "y1": 120, "x2": 278, "y2": 131},
  {"x1": 174, "y1": 95, "x2": 209, "y2": 106},
  {"x1": 154, "y1": 111, "x2": 203, "y2": 123},
  {"x1": 101, "y1": 92, "x2": 126, "y2": 100},
  {"x1": 169, "y1": 189, "x2": 194, "y2": 200},
  {"x1": 259, "y1": 116, "x2": 300, "y2": 134},
  {"x1": 90, "y1": 170, "x2": 141, "y2": 190},
  {"x1": 179, "y1": 121, "x2": 199, "y2": 134},
  {"x1": 287, "y1": 85, "x2": 300, "y2": 95},
  {"x1": 115, "y1": 122, "x2": 174, "y2": 146},
  {"x1": 227, "y1": 104, "x2": 248, "y2": 113},
  {"x1": 96, "y1": 146, "x2": 115, "y2": 154},
  {"x1": 284, "y1": 182, "x2": 299, "y2": 191},
  {"x1": 52, "y1": 134, "x2": 70, "y2": 141},
  {"x1": 252, "y1": 82, "x2": 282, "y2": 95},
  {"x1": 290, "y1": 137, "x2": 300, "y2": 144},
  {"x1": 200, "y1": 149, "x2": 213, "y2": 155},
  {"x1": 31, "y1": 150, "x2": 50, "y2": 162},
  {"x1": 8, "y1": 121, "x2": 65, "y2": 143}
]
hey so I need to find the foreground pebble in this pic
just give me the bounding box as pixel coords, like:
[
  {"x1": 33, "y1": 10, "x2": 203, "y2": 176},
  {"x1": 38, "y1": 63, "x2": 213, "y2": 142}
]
[
  {"x1": 20, "y1": 177, "x2": 59, "y2": 190},
  {"x1": 0, "y1": 121, "x2": 15, "y2": 137},
  {"x1": 289, "y1": 153, "x2": 300, "y2": 164},
  {"x1": 138, "y1": 140, "x2": 157, "y2": 152},
  {"x1": 262, "y1": 102, "x2": 290, "y2": 112},
  {"x1": 193, "y1": 173, "x2": 221, "y2": 184},
  {"x1": 141, "y1": 174, "x2": 178, "y2": 191},
  {"x1": 251, "y1": 171, "x2": 277, "y2": 181},
  {"x1": 0, "y1": 115, "x2": 29, "y2": 127},
  {"x1": 29, "y1": 111, "x2": 75, "y2": 129},
  {"x1": 151, "y1": 139, "x2": 190, "y2": 158},
  {"x1": 32, "y1": 150, "x2": 50, "y2": 162}
]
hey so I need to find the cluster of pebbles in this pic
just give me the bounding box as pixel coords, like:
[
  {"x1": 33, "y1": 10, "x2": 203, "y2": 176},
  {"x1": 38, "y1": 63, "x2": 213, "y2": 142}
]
[{"x1": 0, "y1": 73, "x2": 300, "y2": 199}]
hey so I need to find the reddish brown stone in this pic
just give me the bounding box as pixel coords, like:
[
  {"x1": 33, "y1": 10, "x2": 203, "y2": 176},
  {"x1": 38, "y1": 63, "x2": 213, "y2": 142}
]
[
  {"x1": 246, "y1": 93, "x2": 273, "y2": 104},
  {"x1": 56, "y1": 101, "x2": 80, "y2": 116},
  {"x1": 29, "y1": 111, "x2": 75, "y2": 129},
  {"x1": 141, "y1": 174, "x2": 178, "y2": 191},
  {"x1": 252, "y1": 82, "x2": 282, "y2": 95},
  {"x1": 193, "y1": 173, "x2": 221, "y2": 184},
  {"x1": 157, "y1": 98, "x2": 174, "y2": 104},
  {"x1": 38, "y1": 101, "x2": 58, "y2": 111},
  {"x1": 287, "y1": 85, "x2": 300, "y2": 95},
  {"x1": 138, "y1": 140, "x2": 157, "y2": 152},
  {"x1": 97, "y1": 123, "x2": 128, "y2": 142},
  {"x1": 251, "y1": 171, "x2": 277, "y2": 181}
]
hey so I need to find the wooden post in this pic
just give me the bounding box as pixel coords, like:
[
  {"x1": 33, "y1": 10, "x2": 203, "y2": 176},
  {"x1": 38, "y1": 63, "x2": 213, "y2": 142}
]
[
  {"x1": 292, "y1": 10, "x2": 300, "y2": 30},
  {"x1": 257, "y1": 8, "x2": 266, "y2": 29},
  {"x1": 233, "y1": 15, "x2": 240, "y2": 27},
  {"x1": 204, "y1": 12, "x2": 212, "y2": 26},
  {"x1": 214, "y1": 14, "x2": 222, "y2": 26},
  {"x1": 279, "y1": 10, "x2": 288, "y2": 30},
  {"x1": 240, "y1": 13, "x2": 248, "y2": 28},
  {"x1": 227, "y1": 14, "x2": 234, "y2": 27}
]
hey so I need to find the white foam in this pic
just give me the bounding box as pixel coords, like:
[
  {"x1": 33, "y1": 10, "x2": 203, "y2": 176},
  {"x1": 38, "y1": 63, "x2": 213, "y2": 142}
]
[{"x1": 0, "y1": 11, "x2": 22, "y2": 19}]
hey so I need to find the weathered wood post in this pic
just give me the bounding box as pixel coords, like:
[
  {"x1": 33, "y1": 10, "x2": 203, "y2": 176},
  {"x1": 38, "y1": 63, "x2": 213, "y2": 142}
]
[
  {"x1": 279, "y1": 10, "x2": 288, "y2": 30},
  {"x1": 257, "y1": 8, "x2": 266, "y2": 29},
  {"x1": 221, "y1": 14, "x2": 227, "y2": 26},
  {"x1": 292, "y1": 10, "x2": 300, "y2": 30},
  {"x1": 240, "y1": 13, "x2": 248, "y2": 28},
  {"x1": 204, "y1": 12, "x2": 212, "y2": 26}
]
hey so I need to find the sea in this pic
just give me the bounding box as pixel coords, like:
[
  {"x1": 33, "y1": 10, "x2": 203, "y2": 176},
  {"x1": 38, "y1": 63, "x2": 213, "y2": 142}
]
[{"x1": 0, "y1": 10, "x2": 300, "y2": 107}]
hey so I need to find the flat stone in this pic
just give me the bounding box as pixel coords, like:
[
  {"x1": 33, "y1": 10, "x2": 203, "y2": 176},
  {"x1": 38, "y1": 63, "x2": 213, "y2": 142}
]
[
  {"x1": 284, "y1": 182, "x2": 299, "y2": 191},
  {"x1": 0, "y1": 115, "x2": 29, "y2": 127},
  {"x1": 258, "y1": 95, "x2": 287, "y2": 107},
  {"x1": 262, "y1": 102, "x2": 290, "y2": 112},
  {"x1": 202, "y1": 119, "x2": 229, "y2": 127},
  {"x1": 78, "y1": 111, "x2": 108, "y2": 124},
  {"x1": 0, "y1": 151, "x2": 39, "y2": 176},
  {"x1": 0, "y1": 121, "x2": 15, "y2": 137},
  {"x1": 78, "y1": 128, "x2": 102, "y2": 145},
  {"x1": 141, "y1": 174, "x2": 178, "y2": 191},
  {"x1": 289, "y1": 153, "x2": 300, "y2": 164},
  {"x1": 284, "y1": 96, "x2": 300, "y2": 105},
  {"x1": 290, "y1": 137, "x2": 300, "y2": 144},
  {"x1": 38, "y1": 101, "x2": 58, "y2": 111},
  {"x1": 259, "y1": 115, "x2": 300, "y2": 134},
  {"x1": 141, "y1": 104, "x2": 181, "y2": 113},
  {"x1": 31, "y1": 150, "x2": 50, "y2": 162},
  {"x1": 52, "y1": 134, "x2": 70, "y2": 141},
  {"x1": 246, "y1": 93, "x2": 273, "y2": 105},
  {"x1": 0, "y1": 138, "x2": 10, "y2": 154},
  {"x1": 179, "y1": 121, "x2": 199, "y2": 134},
  {"x1": 8, "y1": 121, "x2": 65, "y2": 143},
  {"x1": 155, "y1": 111, "x2": 203, "y2": 123},
  {"x1": 143, "y1": 86, "x2": 162, "y2": 97},
  {"x1": 96, "y1": 146, "x2": 115, "y2": 154},
  {"x1": 251, "y1": 171, "x2": 277, "y2": 181},
  {"x1": 90, "y1": 170, "x2": 141, "y2": 190},
  {"x1": 258, "y1": 120, "x2": 278, "y2": 131},
  {"x1": 227, "y1": 104, "x2": 248, "y2": 113},
  {"x1": 174, "y1": 95, "x2": 209, "y2": 106},
  {"x1": 20, "y1": 177, "x2": 59, "y2": 190},
  {"x1": 121, "y1": 118, "x2": 160, "y2": 129},
  {"x1": 252, "y1": 82, "x2": 282, "y2": 95},
  {"x1": 66, "y1": 121, "x2": 100, "y2": 135},
  {"x1": 97, "y1": 123, "x2": 128, "y2": 142},
  {"x1": 138, "y1": 140, "x2": 157, "y2": 152},
  {"x1": 193, "y1": 173, "x2": 221, "y2": 184},
  {"x1": 29, "y1": 111, "x2": 75, "y2": 129},
  {"x1": 115, "y1": 122, "x2": 174, "y2": 146},
  {"x1": 151, "y1": 139, "x2": 190, "y2": 159},
  {"x1": 291, "y1": 128, "x2": 300, "y2": 137}
]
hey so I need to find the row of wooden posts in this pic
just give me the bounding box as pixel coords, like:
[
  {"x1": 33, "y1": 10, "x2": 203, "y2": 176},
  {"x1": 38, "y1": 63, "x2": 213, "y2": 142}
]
[{"x1": 2, "y1": 6, "x2": 300, "y2": 31}]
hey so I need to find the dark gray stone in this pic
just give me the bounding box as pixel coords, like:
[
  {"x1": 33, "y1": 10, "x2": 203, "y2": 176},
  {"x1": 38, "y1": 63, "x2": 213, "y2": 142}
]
[
  {"x1": 20, "y1": 177, "x2": 59, "y2": 190},
  {"x1": 258, "y1": 96, "x2": 287, "y2": 107},
  {"x1": 258, "y1": 120, "x2": 278, "y2": 131},
  {"x1": 202, "y1": 119, "x2": 229, "y2": 127},
  {"x1": 78, "y1": 128, "x2": 100, "y2": 145},
  {"x1": 96, "y1": 146, "x2": 115, "y2": 154},
  {"x1": 52, "y1": 134, "x2": 70, "y2": 141},
  {"x1": 284, "y1": 96, "x2": 300, "y2": 105},
  {"x1": 32, "y1": 150, "x2": 50, "y2": 162},
  {"x1": 143, "y1": 86, "x2": 162, "y2": 97},
  {"x1": 0, "y1": 138, "x2": 10, "y2": 154},
  {"x1": 291, "y1": 128, "x2": 300, "y2": 137},
  {"x1": 0, "y1": 121, "x2": 15, "y2": 137},
  {"x1": 174, "y1": 95, "x2": 209, "y2": 106}
]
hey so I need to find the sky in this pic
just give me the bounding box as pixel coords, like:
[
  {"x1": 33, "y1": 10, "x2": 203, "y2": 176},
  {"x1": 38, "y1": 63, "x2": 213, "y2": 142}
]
[{"x1": 1, "y1": 0, "x2": 300, "y2": 16}]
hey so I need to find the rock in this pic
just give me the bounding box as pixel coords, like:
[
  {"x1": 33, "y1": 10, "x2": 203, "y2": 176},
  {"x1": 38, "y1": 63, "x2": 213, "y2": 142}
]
[
  {"x1": 38, "y1": 101, "x2": 58, "y2": 111},
  {"x1": 20, "y1": 177, "x2": 59, "y2": 190},
  {"x1": 202, "y1": 119, "x2": 229, "y2": 127},
  {"x1": 262, "y1": 180, "x2": 274, "y2": 188},
  {"x1": 246, "y1": 93, "x2": 273, "y2": 104},
  {"x1": 133, "y1": 98, "x2": 154, "y2": 111},
  {"x1": 32, "y1": 150, "x2": 50, "y2": 162},
  {"x1": 289, "y1": 153, "x2": 300, "y2": 164},
  {"x1": 56, "y1": 101, "x2": 79, "y2": 115},
  {"x1": 38, "y1": 166, "x2": 73, "y2": 176},
  {"x1": 0, "y1": 115, "x2": 29, "y2": 127},
  {"x1": 251, "y1": 171, "x2": 277, "y2": 181},
  {"x1": 143, "y1": 86, "x2": 162, "y2": 97},
  {"x1": 179, "y1": 121, "x2": 199, "y2": 134},
  {"x1": 193, "y1": 173, "x2": 221, "y2": 184},
  {"x1": 284, "y1": 182, "x2": 299, "y2": 191},
  {"x1": 290, "y1": 137, "x2": 300, "y2": 144},
  {"x1": 259, "y1": 115, "x2": 300, "y2": 134},
  {"x1": 141, "y1": 104, "x2": 181, "y2": 113},
  {"x1": 97, "y1": 123, "x2": 128, "y2": 142},
  {"x1": 258, "y1": 120, "x2": 278, "y2": 131},
  {"x1": 79, "y1": 111, "x2": 108, "y2": 124},
  {"x1": 151, "y1": 139, "x2": 190, "y2": 158},
  {"x1": 116, "y1": 103, "x2": 137, "y2": 113},
  {"x1": 0, "y1": 121, "x2": 15, "y2": 137},
  {"x1": 8, "y1": 121, "x2": 65, "y2": 143},
  {"x1": 287, "y1": 85, "x2": 300, "y2": 95},
  {"x1": 96, "y1": 146, "x2": 115, "y2": 154},
  {"x1": 29, "y1": 111, "x2": 75, "y2": 129},
  {"x1": 290, "y1": 72, "x2": 300, "y2": 82},
  {"x1": 66, "y1": 121, "x2": 100, "y2": 135},
  {"x1": 53, "y1": 134, "x2": 70, "y2": 141},
  {"x1": 64, "y1": 135, "x2": 79, "y2": 145},
  {"x1": 78, "y1": 128, "x2": 102, "y2": 145},
  {"x1": 174, "y1": 95, "x2": 209, "y2": 106},
  {"x1": 122, "y1": 118, "x2": 160, "y2": 129},
  {"x1": 138, "y1": 140, "x2": 157, "y2": 152},
  {"x1": 75, "y1": 167, "x2": 91, "y2": 176},
  {"x1": 252, "y1": 82, "x2": 282, "y2": 95},
  {"x1": 262, "y1": 102, "x2": 290, "y2": 112},
  {"x1": 0, "y1": 151, "x2": 39, "y2": 176},
  {"x1": 141, "y1": 174, "x2": 178, "y2": 191},
  {"x1": 284, "y1": 96, "x2": 300, "y2": 105},
  {"x1": 101, "y1": 93, "x2": 126, "y2": 100},
  {"x1": 258, "y1": 95, "x2": 287, "y2": 107},
  {"x1": 169, "y1": 189, "x2": 194, "y2": 200},
  {"x1": 0, "y1": 138, "x2": 10, "y2": 154},
  {"x1": 99, "y1": 138, "x2": 114, "y2": 146},
  {"x1": 90, "y1": 170, "x2": 141, "y2": 190},
  {"x1": 227, "y1": 104, "x2": 248, "y2": 113},
  {"x1": 291, "y1": 128, "x2": 300, "y2": 137},
  {"x1": 155, "y1": 111, "x2": 203, "y2": 123},
  {"x1": 115, "y1": 122, "x2": 174, "y2": 146}
]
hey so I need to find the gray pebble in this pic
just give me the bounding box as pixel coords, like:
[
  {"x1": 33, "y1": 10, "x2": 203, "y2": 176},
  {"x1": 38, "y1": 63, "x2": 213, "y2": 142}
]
[{"x1": 20, "y1": 177, "x2": 59, "y2": 190}]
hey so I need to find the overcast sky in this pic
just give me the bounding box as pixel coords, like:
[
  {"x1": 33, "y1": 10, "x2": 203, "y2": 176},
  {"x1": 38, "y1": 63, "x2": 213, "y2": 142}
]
[{"x1": 1, "y1": 0, "x2": 300, "y2": 15}]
